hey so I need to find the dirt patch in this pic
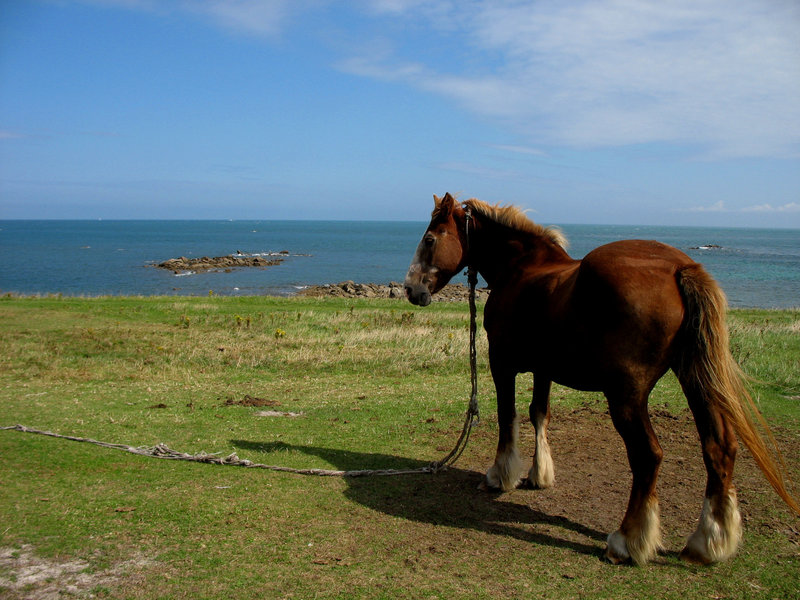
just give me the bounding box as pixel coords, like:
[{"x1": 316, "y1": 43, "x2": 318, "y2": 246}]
[
  {"x1": 221, "y1": 394, "x2": 281, "y2": 408},
  {"x1": 0, "y1": 545, "x2": 152, "y2": 599},
  {"x1": 255, "y1": 410, "x2": 303, "y2": 418},
  {"x1": 456, "y1": 405, "x2": 800, "y2": 551},
  {"x1": 308, "y1": 403, "x2": 800, "y2": 570}
]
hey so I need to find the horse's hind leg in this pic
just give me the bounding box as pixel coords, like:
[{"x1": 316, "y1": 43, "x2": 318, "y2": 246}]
[
  {"x1": 680, "y1": 387, "x2": 741, "y2": 564},
  {"x1": 527, "y1": 376, "x2": 554, "y2": 488},
  {"x1": 605, "y1": 391, "x2": 664, "y2": 565},
  {"x1": 483, "y1": 365, "x2": 523, "y2": 491}
]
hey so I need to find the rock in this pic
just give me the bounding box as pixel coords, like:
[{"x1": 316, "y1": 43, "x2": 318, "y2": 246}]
[
  {"x1": 298, "y1": 281, "x2": 489, "y2": 302},
  {"x1": 689, "y1": 244, "x2": 723, "y2": 250},
  {"x1": 149, "y1": 254, "x2": 284, "y2": 272}
]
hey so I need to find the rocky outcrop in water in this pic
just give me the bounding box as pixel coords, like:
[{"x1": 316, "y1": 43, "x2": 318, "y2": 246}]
[{"x1": 152, "y1": 254, "x2": 285, "y2": 272}]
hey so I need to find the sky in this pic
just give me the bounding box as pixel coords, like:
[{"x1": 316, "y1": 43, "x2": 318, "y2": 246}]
[{"x1": 1, "y1": 0, "x2": 799, "y2": 227}]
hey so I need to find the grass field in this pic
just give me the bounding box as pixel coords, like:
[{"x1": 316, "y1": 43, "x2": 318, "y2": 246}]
[{"x1": 1, "y1": 295, "x2": 798, "y2": 599}]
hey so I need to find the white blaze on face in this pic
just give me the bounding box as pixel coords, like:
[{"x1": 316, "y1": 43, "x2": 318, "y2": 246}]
[{"x1": 404, "y1": 240, "x2": 437, "y2": 306}]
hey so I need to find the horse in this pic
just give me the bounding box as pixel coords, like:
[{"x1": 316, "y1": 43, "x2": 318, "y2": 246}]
[{"x1": 404, "y1": 192, "x2": 799, "y2": 565}]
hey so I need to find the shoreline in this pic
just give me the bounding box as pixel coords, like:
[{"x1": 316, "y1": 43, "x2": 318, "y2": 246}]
[{"x1": 0, "y1": 282, "x2": 492, "y2": 303}]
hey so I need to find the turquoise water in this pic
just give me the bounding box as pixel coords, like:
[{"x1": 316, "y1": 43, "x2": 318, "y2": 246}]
[{"x1": 0, "y1": 220, "x2": 797, "y2": 308}]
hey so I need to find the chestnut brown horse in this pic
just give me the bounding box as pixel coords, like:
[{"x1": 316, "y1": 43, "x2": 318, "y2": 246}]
[{"x1": 405, "y1": 193, "x2": 798, "y2": 565}]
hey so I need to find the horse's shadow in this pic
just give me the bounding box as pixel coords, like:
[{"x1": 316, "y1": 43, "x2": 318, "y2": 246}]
[{"x1": 231, "y1": 440, "x2": 606, "y2": 559}]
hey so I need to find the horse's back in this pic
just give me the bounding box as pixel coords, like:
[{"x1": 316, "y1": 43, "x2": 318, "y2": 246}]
[
  {"x1": 582, "y1": 239, "x2": 694, "y2": 274},
  {"x1": 575, "y1": 240, "x2": 695, "y2": 325},
  {"x1": 577, "y1": 239, "x2": 694, "y2": 305}
]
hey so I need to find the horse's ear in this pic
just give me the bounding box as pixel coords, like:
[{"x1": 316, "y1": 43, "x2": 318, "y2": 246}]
[
  {"x1": 436, "y1": 193, "x2": 455, "y2": 216},
  {"x1": 433, "y1": 194, "x2": 442, "y2": 207}
]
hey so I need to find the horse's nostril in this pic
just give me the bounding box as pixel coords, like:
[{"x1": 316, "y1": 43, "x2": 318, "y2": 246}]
[{"x1": 405, "y1": 286, "x2": 413, "y2": 297}]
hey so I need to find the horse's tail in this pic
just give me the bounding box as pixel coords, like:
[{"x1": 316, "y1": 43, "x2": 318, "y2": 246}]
[{"x1": 675, "y1": 263, "x2": 799, "y2": 515}]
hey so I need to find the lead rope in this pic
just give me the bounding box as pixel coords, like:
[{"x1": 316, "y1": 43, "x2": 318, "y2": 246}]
[
  {"x1": 1, "y1": 248, "x2": 481, "y2": 478},
  {"x1": 426, "y1": 260, "x2": 480, "y2": 472}
]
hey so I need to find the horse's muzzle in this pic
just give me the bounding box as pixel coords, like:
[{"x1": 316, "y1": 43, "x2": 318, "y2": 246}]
[{"x1": 405, "y1": 283, "x2": 432, "y2": 307}]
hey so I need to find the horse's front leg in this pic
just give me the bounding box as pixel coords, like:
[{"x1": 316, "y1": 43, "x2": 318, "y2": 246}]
[
  {"x1": 527, "y1": 375, "x2": 555, "y2": 489},
  {"x1": 483, "y1": 362, "x2": 523, "y2": 491}
]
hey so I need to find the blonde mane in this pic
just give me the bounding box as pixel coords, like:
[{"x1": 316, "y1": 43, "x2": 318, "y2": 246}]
[{"x1": 464, "y1": 199, "x2": 569, "y2": 250}]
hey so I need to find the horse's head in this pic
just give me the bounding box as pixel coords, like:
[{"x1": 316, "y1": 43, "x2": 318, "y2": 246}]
[{"x1": 405, "y1": 193, "x2": 468, "y2": 306}]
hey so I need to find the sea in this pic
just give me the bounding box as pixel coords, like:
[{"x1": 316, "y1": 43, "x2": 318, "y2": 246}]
[{"x1": 0, "y1": 220, "x2": 798, "y2": 309}]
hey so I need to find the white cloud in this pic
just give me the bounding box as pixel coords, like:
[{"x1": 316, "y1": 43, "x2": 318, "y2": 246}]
[
  {"x1": 363, "y1": 0, "x2": 438, "y2": 15},
  {"x1": 80, "y1": 0, "x2": 158, "y2": 8},
  {"x1": 342, "y1": 0, "x2": 800, "y2": 159},
  {"x1": 687, "y1": 200, "x2": 726, "y2": 212},
  {"x1": 337, "y1": 55, "x2": 426, "y2": 83},
  {"x1": 741, "y1": 202, "x2": 800, "y2": 213},
  {"x1": 435, "y1": 161, "x2": 518, "y2": 179},
  {"x1": 683, "y1": 201, "x2": 800, "y2": 214},
  {"x1": 183, "y1": 0, "x2": 294, "y2": 36},
  {"x1": 489, "y1": 144, "x2": 546, "y2": 156}
]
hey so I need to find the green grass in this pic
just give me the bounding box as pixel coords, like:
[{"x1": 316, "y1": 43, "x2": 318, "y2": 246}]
[{"x1": 1, "y1": 296, "x2": 798, "y2": 599}]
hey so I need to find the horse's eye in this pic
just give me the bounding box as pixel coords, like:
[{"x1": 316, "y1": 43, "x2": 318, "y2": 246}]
[{"x1": 424, "y1": 235, "x2": 435, "y2": 247}]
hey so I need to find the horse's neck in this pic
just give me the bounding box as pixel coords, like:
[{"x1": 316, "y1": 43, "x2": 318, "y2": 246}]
[{"x1": 470, "y1": 219, "x2": 570, "y2": 288}]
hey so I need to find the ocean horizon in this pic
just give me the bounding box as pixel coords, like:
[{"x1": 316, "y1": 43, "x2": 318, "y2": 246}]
[{"x1": 1, "y1": 219, "x2": 798, "y2": 309}]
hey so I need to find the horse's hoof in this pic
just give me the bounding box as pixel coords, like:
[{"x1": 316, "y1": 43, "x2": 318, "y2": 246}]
[
  {"x1": 604, "y1": 531, "x2": 632, "y2": 565},
  {"x1": 521, "y1": 476, "x2": 553, "y2": 490},
  {"x1": 477, "y1": 478, "x2": 502, "y2": 492},
  {"x1": 604, "y1": 547, "x2": 631, "y2": 565},
  {"x1": 679, "y1": 545, "x2": 713, "y2": 565}
]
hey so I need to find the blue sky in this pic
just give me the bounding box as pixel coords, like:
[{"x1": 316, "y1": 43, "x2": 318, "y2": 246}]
[{"x1": 1, "y1": 0, "x2": 799, "y2": 226}]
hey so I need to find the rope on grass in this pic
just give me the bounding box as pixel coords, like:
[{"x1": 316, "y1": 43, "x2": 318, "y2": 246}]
[
  {"x1": 0, "y1": 271, "x2": 482, "y2": 478},
  {"x1": 1, "y1": 410, "x2": 475, "y2": 477},
  {"x1": 0, "y1": 423, "x2": 441, "y2": 477}
]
